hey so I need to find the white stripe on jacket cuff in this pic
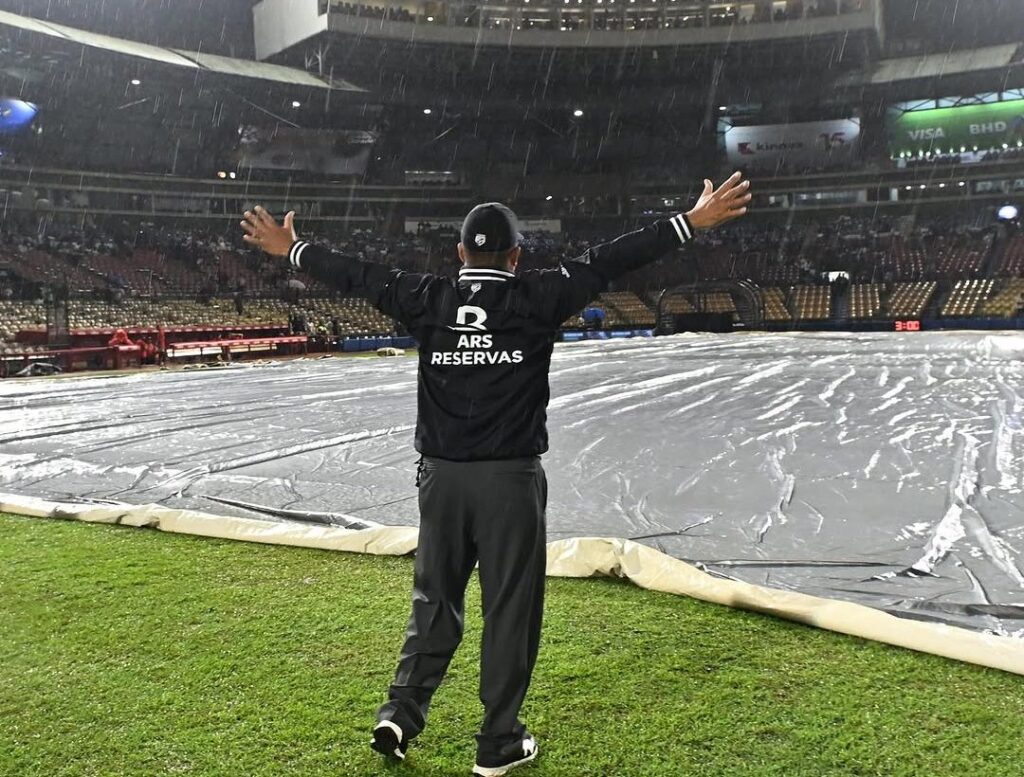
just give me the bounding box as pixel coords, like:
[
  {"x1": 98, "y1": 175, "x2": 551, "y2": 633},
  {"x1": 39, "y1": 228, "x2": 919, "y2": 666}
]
[
  {"x1": 289, "y1": 240, "x2": 310, "y2": 269},
  {"x1": 670, "y1": 213, "x2": 694, "y2": 245}
]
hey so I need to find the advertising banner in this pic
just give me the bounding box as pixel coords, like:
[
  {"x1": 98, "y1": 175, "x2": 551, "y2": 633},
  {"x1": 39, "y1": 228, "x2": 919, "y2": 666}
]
[
  {"x1": 886, "y1": 99, "x2": 1024, "y2": 155},
  {"x1": 236, "y1": 127, "x2": 376, "y2": 175},
  {"x1": 723, "y1": 119, "x2": 860, "y2": 167}
]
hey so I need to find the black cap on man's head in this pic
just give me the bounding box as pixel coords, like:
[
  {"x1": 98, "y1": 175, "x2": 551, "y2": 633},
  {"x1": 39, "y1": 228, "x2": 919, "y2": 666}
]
[{"x1": 461, "y1": 202, "x2": 521, "y2": 253}]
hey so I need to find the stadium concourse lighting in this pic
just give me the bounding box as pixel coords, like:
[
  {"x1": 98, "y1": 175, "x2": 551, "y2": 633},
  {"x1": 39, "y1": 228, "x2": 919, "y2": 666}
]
[
  {"x1": 229, "y1": 172, "x2": 237, "y2": 180},
  {"x1": 998, "y1": 205, "x2": 1019, "y2": 222},
  {"x1": 130, "y1": 78, "x2": 141, "y2": 86},
  {"x1": 573, "y1": 109, "x2": 584, "y2": 117},
  {"x1": 423, "y1": 108, "x2": 432, "y2": 115},
  {"x1": 959, "y1": 181, "x2": 966, "y2": 187},
  {"x1": 291, "y1": 100, "x2": 301, "y2": 108},
  {"x1": 217, "y1": 171, "x2": 227, "y2": 179},
  {"x1": 545, "y1": 195, "x2": 553, "y2": 201}
]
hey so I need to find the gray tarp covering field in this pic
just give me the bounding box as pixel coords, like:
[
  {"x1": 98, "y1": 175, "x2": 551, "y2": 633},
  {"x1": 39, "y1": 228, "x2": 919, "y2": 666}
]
[{"x1": 2, "y1": 332, "x2": 1024, "y2": 637}]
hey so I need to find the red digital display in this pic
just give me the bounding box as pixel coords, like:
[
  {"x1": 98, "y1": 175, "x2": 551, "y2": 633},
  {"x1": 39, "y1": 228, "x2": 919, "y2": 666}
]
[{"x1": 894, "y1": 320, "x2": 921, "y2": 332}]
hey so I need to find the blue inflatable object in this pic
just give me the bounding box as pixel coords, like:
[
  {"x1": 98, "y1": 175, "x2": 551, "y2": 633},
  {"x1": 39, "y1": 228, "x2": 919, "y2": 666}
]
[{"x1": 0, "y1": 98, "x2": 38, "y2": 135}]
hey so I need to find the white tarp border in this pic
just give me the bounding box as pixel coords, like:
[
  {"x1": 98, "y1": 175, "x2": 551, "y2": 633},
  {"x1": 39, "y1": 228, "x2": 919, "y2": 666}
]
[{"x1": 3, "y1": 491, "x2": 1023, "y2": 676}]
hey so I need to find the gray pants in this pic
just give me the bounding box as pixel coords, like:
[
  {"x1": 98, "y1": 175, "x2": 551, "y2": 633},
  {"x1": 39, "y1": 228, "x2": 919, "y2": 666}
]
[{"x1": 378, "y1": 455, "x2": 547, "y2": 756}]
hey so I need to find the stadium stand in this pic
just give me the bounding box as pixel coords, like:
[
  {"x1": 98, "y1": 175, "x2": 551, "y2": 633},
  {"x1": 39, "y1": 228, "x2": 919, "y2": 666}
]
[
  {"x1": 0, "y1": 301, "x2": 46, "y2": 344},
  {"x1": 979, "y1": 279, "x2": 1024, "y2": 318},
  {"x1": 1, "y1": 208, "x2": 1023, "y2": 358},
  {"x1": 600, "y1": 292, "x2": 657, "y2": 328},
  {"x1": 941, "y1": 279, "x2": 996, "y2": 318},
  {"x1": 791, "y1": 286, "x2": 831, "y2": 321},
  {"x1": 760, "y1": 288, "x2": 791, "y2": 322},
  {"x1": 658, "y1": 294, "x2": 698, "y2": 316},
  {"x1": 701, "y1": 292, "x2": 739, "y2": 321},
  {"x1": 848, "y1": 284, "x2": 883, "y2": 319},
  {"x1": 999, "y1": 236, "x2": 1024, "y2": 276},
  {"x1": 886, "y1": 281, "x2": 937, "y2": 318}
]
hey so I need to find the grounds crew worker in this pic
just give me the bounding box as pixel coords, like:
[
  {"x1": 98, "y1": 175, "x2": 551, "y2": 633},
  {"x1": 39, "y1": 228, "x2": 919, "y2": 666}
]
[{"x1": 241, "y1": 172, "x2": 750, "y2": 776}]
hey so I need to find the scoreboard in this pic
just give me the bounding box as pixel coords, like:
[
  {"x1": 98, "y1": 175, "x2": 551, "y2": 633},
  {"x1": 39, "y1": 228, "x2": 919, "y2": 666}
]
[{"x1": 894, "y1": 320, "x2": 921, "y2": 332}]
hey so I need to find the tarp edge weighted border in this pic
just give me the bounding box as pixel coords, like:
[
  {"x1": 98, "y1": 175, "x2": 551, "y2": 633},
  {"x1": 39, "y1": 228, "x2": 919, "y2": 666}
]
[{"x1": 4, "y1": 491, "x2": 1023, "y2": 677}]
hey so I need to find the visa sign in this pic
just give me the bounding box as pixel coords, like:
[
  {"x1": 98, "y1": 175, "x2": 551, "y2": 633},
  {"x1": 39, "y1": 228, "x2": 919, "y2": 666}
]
[{"x1": 887, "y1": 99, "x2": 1024, "y2": 154}]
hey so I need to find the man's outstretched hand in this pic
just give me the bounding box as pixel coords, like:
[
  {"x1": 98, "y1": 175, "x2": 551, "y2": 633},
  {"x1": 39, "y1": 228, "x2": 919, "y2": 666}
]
[
  {"x1": 685, "y1": 172, "x2": 752, "y2": 230},
  {"x1": 241, "y1": 206, "x2": 297, "y2": 257}
]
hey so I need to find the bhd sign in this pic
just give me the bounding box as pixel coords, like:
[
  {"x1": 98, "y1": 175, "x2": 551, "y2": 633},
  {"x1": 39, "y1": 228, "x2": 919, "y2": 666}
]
[{"x1": 886, "y1": 98, "x2": 1024, "y2": 156}]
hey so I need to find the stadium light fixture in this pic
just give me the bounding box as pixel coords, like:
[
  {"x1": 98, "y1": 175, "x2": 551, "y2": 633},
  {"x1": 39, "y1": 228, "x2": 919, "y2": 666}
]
[
  {"x1": 904, "y1": 186, "x2": 912, "y2": 191},
  {"x1": 546, "y1": 195, "x2": 554, "y2": 201},
  {"x1": 998, "y1": 204, "x2": 1019, "y2": 222},
  {"x1": 919, "y1": 184, "x2": 926, "y2": 189},
  {"x1": 229, "y1": 172, "x2": 237, "y2": 180},
  {"x1": 291, "y1": 100, "x2": 301, "y2": 108},
  {"x1": 573, "y1": 109, "x2": 584, "y2": 117},
  {"x1": 719, "y1": 105, "x2": 727, "y2": 111},
  {"x1": 958, "y1": 181, "x2": 966, "y2": 187},
  {"x1": 939, "y1": 183, "x2": 946, "y2": 188},
  {"x1": 217, "y1": 171, "x2": 227, "y2": 179},
  {"x1": 1004, "y1": 143, "x2": 1010, "y2": 150},
  {"x1": 427, "y1": 15, "x2": 434, "y2": 20},
  {"x1": 423, "y1": 108, "x2": 432, "y2": 115},
  {"x1": 130, "y1": 78, "x2": 141, "y2": 86}
]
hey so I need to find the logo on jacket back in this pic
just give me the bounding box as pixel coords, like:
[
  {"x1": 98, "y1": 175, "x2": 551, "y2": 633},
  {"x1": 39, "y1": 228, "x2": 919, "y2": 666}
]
[
  {"x1": 448, "y1": 305, "x2": 488, "y2": 332},
  {"x1": 474, "y1": 233, "x2": 487, "y2": 246},
  {"x1": 433, "y1": 304, "x2": 524, "y2": 365}
]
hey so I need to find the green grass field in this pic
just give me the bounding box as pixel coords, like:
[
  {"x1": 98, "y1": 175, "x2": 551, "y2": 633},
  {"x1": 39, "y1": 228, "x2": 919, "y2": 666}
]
[{"x1": 2, "y1": 512, "x2": 1022, "y2": 777}]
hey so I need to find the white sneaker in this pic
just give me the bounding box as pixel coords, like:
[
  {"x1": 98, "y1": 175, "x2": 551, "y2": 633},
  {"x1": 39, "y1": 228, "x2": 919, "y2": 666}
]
[
  {"x1": 370, "y1": 720, "x2": 407, "y2": 761},
  {"x1": 473, "y1": 735, "x2": 538, "y2": 776}
]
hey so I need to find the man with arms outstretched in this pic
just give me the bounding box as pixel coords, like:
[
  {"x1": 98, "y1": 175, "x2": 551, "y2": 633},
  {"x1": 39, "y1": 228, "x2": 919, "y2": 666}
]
[{"x1": 241, "y1": 173, "x2": 750, "y2": 776}]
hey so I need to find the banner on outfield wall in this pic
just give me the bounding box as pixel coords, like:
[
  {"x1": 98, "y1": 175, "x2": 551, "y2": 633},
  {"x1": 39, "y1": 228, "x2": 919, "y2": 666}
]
[
  {"x1": 235, "y1": 126, "x2": 377, "y2": 175},
  {"x1": 723, "y1": 119, "x2": 860, "y2": 167},
  {"x1": 886, "y1": 99, "x2": 1024, "y2": 156}
]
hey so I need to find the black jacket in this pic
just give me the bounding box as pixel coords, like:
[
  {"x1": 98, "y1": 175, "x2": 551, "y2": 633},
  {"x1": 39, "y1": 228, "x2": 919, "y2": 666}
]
[{"x1": 289, "y1": 214, "x2": 695, "y2": 461}]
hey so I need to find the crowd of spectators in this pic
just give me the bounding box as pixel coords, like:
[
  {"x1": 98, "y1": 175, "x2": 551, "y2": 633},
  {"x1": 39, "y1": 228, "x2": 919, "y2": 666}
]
[
  {"x1": 0, "y1": 210, "x2": 1009, "y2": 315},
  {"x1": 334, "y1": 2, "x2": 413, "y2": 22},
  {"x1": 330, "y1": 0, "x2": 863, "y2": 32}
]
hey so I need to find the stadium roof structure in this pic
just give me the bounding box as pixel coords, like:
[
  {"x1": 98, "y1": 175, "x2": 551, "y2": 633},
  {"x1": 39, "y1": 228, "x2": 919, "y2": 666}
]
[
  {"x1": 0, "y1": 9, "x2": 363, "y2": 92},
  {"x1": 847, "y1": 43, "x2": 1024, "y2": 86}
]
